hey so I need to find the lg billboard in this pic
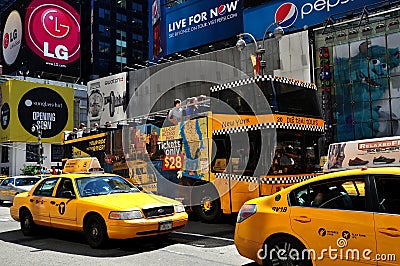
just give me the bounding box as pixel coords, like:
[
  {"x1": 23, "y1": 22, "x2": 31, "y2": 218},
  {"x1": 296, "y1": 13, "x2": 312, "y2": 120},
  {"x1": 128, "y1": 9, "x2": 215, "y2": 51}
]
[{"x1": 1, "y1": 0, "x2": 80, "y2": 78}]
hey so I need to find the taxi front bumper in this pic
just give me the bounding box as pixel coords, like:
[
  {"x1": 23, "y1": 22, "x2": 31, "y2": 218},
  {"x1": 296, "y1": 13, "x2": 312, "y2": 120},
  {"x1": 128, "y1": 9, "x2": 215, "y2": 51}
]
[{"x1": 107, "y1": 212, "x2": 188, "y2": 239}]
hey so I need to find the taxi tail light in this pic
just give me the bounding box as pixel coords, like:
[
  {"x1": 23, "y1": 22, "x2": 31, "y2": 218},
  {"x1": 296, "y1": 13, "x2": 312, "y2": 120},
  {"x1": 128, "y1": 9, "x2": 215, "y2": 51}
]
[{"x1": 237, "y1": 204, "x2": 257, "y2": 223}]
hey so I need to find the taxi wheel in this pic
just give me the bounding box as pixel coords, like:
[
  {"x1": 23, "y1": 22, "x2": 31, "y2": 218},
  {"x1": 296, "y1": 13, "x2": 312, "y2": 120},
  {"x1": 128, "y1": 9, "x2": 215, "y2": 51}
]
[
  {"x1": 20, "y1": 209, "x2": 36, "y2": 236},
  {"x1": 263, "y1": 236, "x2": 312, "y2": 266},
  {"x1": 84, "y1": 215, "x2": 108, "y2": 248}
]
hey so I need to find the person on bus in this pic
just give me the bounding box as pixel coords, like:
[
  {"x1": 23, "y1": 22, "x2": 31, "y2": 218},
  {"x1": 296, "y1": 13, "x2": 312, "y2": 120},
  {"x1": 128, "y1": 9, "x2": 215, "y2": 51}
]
[
  {"x1": 185, "y1": 97, "x2": 199, "y2": 120},
  {"x1": 280, "y1": 147, "x2": 295, "y2": 174},
  {"x1": 198, "y1": 95, "x2": 210, "y2": 114},
  {"x1": 168, "y1": 99, "x2": 183, "y2": 125}
]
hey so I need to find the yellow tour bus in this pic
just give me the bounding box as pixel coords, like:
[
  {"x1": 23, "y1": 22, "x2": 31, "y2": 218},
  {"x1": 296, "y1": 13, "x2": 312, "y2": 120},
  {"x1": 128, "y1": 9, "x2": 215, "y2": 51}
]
[{"x1": 121, "y1": 75, "x2": 325, "y2": 222}]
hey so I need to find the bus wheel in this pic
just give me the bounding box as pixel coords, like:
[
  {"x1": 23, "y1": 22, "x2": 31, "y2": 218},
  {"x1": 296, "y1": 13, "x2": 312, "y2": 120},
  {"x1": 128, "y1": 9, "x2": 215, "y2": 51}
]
[{"x1": 193, "y1": 190, "x2": 222, "y2": 223}]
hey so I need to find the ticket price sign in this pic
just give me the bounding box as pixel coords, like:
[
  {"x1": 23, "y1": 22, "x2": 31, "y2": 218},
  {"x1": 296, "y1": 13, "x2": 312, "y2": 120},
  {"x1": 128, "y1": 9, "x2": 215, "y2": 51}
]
[{"x1": 162, "y1": 154, "x2": 184, "y2": 170}]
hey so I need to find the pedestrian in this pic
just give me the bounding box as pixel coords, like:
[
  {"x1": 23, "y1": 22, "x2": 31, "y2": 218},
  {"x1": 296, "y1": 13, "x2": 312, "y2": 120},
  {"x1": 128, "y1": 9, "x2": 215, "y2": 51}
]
[
  {"x1": 168, "y1": 99, "x2": 183, "y2": 125},
  {"x1": 52, "y1": 166, "x2": 57, "y2": 175}
]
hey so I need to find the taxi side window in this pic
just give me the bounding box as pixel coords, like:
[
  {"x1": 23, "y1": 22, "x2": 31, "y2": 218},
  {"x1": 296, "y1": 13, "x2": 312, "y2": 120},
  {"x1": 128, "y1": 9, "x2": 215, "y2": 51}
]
[
  {"x1": 33, "y1": 178, "x2": 58, "y2": 197},
  {"x1": 291, "y1": 177, "x2": 366, "y2": 211},
  {"x1": 55, "y1": 178, "x2": 75, "y2": 198},
  {"x1": 375, "y1": 176, "x2": 400, "y2": 215}
]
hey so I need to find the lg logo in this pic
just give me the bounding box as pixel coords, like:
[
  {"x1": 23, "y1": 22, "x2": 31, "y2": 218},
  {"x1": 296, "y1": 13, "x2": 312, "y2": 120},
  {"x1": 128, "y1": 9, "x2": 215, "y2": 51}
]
[{"x1": 25, "y1": 0, "x2": 80, "y2": 64}]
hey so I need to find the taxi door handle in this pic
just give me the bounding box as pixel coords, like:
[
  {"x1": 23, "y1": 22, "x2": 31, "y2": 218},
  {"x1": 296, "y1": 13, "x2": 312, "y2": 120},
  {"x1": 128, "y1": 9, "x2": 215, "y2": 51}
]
[
  {"x1": 293, "y1": 216, "x2": 311, "y2": 223},
  {"x1": 50, "y1": 201, "x2": 56, "y2": 205},
  {"x1": 379, "y1": 228, "x2": 400, "y2": 237}
]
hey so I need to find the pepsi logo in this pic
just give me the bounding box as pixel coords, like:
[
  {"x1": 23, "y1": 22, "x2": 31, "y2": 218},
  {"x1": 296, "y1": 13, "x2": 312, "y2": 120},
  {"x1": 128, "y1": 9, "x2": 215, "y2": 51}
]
[
  {"x1": 275, "y1": 2, "x2": 298, "y2": 28},
  {"x1": 218, "y1": 5, "x2": 226, "y2": 15}
]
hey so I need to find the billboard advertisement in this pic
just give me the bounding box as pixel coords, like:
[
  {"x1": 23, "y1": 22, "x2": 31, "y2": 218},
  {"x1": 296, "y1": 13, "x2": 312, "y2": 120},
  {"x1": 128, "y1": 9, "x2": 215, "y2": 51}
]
[
  {"x1": 148, "y1": 0, "x2": 243, "y2": 61},
  {"x1": 24, "y1": 0, "x2": 81, "y2": 77},
  {"x1": 1, "y1": 0, "x2": 80, "y2": 78},
  {"x1": 87, "y1": 72, "x2": 128, "y2": 128},
  {"x1": 0, "y1": 80, "x2": 74, "y2": 143},
  {"x1": 0, "y1": 0, "x2": 26, "y2": 75},
  {"x1": 244, "y1": 0, "x2": 378, "y2": 40}
]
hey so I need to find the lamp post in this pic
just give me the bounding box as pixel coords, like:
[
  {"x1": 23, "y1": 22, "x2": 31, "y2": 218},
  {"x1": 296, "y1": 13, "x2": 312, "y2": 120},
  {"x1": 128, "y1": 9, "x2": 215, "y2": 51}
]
[
  {"x1": 236, "y1": 22, "x2": 284, "y2": 75},
  {"x1": 31, "y1": 124, "x2": 44, "y2": 173}
]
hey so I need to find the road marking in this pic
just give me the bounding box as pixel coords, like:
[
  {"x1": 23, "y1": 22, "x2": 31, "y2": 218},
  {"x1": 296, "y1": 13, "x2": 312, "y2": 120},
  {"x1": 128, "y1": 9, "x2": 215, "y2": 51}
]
[{"x1": 174, "y1": 231, "x2": 234, "y2": 242}]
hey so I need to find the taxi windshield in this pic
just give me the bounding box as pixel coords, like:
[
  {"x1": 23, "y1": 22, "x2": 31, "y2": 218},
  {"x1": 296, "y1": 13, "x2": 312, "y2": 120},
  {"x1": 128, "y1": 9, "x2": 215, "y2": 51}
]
[{"x1": 76, "y1": 175, "x2": 140, "y2": 197}]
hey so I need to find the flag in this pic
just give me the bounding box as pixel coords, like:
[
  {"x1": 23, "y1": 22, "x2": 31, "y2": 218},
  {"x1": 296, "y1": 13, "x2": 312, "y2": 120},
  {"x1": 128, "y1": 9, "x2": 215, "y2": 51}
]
[{"x1": 250, "y1": 54, "x2": 260, "y2": 76}]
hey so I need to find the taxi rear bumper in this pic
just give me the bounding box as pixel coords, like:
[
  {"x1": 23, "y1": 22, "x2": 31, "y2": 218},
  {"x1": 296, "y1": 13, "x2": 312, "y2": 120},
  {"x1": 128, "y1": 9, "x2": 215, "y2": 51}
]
[{"x1": 107, "y1": 213, "x2": 188, "y2": 239}]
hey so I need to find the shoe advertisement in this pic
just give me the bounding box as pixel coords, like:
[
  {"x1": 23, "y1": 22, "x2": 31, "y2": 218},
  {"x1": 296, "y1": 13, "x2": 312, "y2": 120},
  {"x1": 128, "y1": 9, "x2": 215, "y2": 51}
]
[{"x1": 325, "y1": 136, "x2": 400, "y2": 172}]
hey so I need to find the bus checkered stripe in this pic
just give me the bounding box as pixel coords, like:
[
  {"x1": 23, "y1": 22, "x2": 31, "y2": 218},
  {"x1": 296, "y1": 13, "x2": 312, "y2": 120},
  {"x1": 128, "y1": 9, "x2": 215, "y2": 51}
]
[
  {"x1": 215, "y1": 173, "x2": 315, "y2": 184},
  {"x1": 215, "y1": 173, "x2": 258, "y2": 183},
  {"x1": 212, "y1": 123, "x2": 324, "y2": 135},
  {"x1": 259, "y1": 175, "x2": 314, "y2": 184},
  {"x1": 210, "y1": 75, "x2": 316, "y2": 92}
]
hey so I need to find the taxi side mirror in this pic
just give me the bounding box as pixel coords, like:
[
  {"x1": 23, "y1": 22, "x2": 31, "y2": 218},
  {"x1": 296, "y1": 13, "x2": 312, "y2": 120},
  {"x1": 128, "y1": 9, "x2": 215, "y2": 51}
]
[
  {"x1": 61, "y1": 191, "x2": 76, "y2": 199},
  {"x1": 137, "y1": 185, "x2": 143, "y2": 191}
]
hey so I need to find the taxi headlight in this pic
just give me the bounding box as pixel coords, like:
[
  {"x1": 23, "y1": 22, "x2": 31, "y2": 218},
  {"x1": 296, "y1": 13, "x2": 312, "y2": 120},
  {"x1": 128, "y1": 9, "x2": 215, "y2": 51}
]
[
  {"x1": 174, "y1": 204, "x2": 185, "y2": 213},
  {"x1": 109, "y1": 210, "x2": 143, "y2": 220},
  {"x1": 237, "y1": 204, "x2": 257, "y2": 223}
]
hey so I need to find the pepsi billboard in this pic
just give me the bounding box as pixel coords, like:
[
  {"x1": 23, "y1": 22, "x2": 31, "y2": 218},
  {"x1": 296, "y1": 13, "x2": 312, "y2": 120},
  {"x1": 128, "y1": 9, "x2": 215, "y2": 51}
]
[
  {"x1": 149, "y1": 0, "x2": 243, "y2": 61},
  {"x1": 244, "y1": 0, "x2": 378, "y2": 40}
]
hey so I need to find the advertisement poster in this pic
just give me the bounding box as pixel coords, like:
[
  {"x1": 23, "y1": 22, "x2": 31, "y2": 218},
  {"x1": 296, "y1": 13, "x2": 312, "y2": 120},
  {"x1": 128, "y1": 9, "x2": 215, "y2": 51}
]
[
  {"x1": 244, "y1": 0, "x2": 378, "y2": 40},
  {"x1": 0, "y1": 79, "x2": 74, "y2": 143},
  {"x1": 87, "y1": 72, "x2": 128, "y2": 128},
  {"x1": 326, "y1": 136, "x2": 400, "y2": 171},
  {"x1": 148, "y1": 0, "x2": 243, "y2": 61}
]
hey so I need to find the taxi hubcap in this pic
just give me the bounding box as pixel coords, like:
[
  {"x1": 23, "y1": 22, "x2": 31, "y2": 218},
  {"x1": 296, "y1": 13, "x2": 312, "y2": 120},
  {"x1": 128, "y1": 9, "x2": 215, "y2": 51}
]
[{"x1": 91, "y1": 227, "x2": 99, "y2": 237}]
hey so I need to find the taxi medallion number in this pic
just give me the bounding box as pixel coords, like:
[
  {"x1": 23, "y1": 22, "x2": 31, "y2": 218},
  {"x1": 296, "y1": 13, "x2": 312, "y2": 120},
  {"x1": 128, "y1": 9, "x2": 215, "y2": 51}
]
[{"x1": 159, "y1": 220, "x2": 173, "y2": 231}]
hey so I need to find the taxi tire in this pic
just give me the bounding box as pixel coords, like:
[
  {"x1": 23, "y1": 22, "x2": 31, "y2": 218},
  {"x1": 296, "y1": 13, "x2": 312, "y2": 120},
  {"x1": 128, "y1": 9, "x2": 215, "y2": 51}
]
[
  {"x1": 263, "y1": 236, "x2": 312, "y2": 266},
  {"x1": 84, "y1": 215, "x2": 109, "y2": 248},
  {"x1": 20, "y1": 209, "x2": 36, "y2": 236}
]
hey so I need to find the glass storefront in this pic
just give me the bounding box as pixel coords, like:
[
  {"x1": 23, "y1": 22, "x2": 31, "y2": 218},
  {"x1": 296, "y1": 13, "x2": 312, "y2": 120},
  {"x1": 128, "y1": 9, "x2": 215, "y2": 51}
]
[{"x1": 315, "y1": 17, "x2": 400, "y2": 142}]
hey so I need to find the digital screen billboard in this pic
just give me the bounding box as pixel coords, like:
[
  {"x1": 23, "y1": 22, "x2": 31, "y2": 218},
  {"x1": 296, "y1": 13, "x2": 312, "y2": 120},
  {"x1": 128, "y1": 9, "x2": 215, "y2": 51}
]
[
  {"x1": 149, "y1": 0, "x2": 243, "y2": 61},
  {"x1": 0, "y1": 0, "x2": 81, "y2": 78},
  {"x1": 244, "y1": 0, "x2": 379, "y2": 40},
  {"x1": 25, "y1": 0, "x2": 81, "y2": 77}
]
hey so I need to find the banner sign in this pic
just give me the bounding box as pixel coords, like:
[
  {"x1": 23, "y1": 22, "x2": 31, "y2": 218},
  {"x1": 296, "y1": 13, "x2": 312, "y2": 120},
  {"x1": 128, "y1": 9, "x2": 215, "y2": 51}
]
[{"x1": 244, "y1": 0, "x2": 378, "y2": 40}]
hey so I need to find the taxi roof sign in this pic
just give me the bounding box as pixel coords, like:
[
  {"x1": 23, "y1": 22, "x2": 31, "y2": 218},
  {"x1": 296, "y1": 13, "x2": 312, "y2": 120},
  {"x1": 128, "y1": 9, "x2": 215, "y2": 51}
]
[{"x1": 63, "y1": 157, "x2": 104, "y2": 173}]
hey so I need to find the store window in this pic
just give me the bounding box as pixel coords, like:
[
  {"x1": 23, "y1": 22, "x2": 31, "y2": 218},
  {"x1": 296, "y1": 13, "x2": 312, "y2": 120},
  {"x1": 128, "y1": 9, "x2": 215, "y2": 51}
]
[{"x1": 315, "y1": 20, "x2": 400, "y2": 142}]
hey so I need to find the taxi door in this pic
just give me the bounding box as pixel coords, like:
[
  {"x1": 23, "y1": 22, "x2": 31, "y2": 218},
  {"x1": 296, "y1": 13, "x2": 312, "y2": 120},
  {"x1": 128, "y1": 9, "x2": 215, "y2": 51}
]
[
  {"x1": 49, "y1": 178, "x2": 78, "y2": 230},
  {"x1": 373, "y1": 175, "x2": 400, "y2": 266},
  {"x1": 29, "y1": 178, "x2": 59, "y2": 225},
  {"x1": 290, "y1": 176, "x2": 376, "y2": 265}
]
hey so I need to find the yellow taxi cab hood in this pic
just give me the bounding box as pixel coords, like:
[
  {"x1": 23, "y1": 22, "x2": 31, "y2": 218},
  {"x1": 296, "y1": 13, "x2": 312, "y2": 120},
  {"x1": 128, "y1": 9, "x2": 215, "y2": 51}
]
[{"x1": 80, "y1": 192, "x2": 180, "y2": 210}]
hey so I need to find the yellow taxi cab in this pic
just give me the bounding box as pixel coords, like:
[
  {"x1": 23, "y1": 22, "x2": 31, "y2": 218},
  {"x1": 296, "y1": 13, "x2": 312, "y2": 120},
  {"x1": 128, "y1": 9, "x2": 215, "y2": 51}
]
[
  {"x1": 10, "y1": 172, "x2": 188, "y2": 248},
  {"x1": 235, "y1": 166, "x2": 400, "y2": 265}
]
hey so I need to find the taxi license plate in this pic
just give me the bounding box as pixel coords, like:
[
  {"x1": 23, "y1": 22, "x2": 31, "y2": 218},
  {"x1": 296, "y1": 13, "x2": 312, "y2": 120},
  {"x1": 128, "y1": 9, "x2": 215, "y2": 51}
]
[{"x1": 159, "y1": 220, "x2": 172, "y2": 231}]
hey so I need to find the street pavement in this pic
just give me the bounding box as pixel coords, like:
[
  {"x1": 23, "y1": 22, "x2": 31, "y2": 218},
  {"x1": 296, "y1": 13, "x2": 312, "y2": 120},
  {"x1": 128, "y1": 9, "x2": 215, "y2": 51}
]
[{"x1": 0, "y1": 204, "x2": 254, "y2": 266}]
